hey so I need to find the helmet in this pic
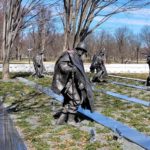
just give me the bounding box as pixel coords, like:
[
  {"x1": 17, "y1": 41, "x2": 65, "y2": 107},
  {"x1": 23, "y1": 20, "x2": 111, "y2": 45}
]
[
  {"x1": 75, "y1": 42, "x2": 88, "y2": 52},
  {"x1": 39, "y1": 50, "x2": 44, "y2": 55},
  {"x1": 147, "y1": 55, "x2": 150, "y2": 64}
]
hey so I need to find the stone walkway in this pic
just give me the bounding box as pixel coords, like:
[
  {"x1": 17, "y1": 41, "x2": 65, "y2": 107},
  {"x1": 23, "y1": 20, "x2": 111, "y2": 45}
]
[{"x1": 0, "y1": 104, "x2": 27, "y2": 150}]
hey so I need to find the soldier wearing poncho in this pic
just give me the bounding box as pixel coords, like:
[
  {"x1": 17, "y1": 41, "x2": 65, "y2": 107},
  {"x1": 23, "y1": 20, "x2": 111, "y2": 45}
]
[
  {"x1": 146, "y1": 55, "x2": 150, "y2": 86},
  {"x1": 90, "y1": 51, "x2": 108, "y2": 82},
  {"x1": 32, "y1": 51, "x2": 46, "y2": 78},
  {"x1": 51, "y1": 43, "x2": 94, "y2": 124}
]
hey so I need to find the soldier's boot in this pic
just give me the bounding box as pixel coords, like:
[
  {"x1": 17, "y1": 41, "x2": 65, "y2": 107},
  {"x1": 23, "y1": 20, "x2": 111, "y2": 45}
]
[
  {"x1": 92, "y1": 76, "x2": 97, "y2": 82},
  {"x1": 68, "y1": 113, "x2": 76, "y2": 121},
  {"x1": 67, "y1": 113, "x2": 77, "y2": 126},
  {"x1": 56, "y1": 113, "x2": 67, "y2": 125},
  {"x1": 53, "y1": 108, "x2": 63, "y2": 119}
]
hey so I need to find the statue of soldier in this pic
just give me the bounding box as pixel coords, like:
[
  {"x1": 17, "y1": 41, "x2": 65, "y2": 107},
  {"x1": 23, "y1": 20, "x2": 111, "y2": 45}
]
[
  {"x1": 90, "y1": 50, "x2": 108, "y2": 82},
  {"x1": 51, "y1": 42, "x2": 94, "y2": 125},
  {"x1": 146, "y1": 54, "x2": 150, "y2": 86},
  {"x1": 32, "y1": 51, "x2": 47, "y2": 78}
]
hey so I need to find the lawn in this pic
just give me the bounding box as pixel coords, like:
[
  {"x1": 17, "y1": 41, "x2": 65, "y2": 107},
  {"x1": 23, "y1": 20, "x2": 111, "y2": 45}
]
[{"x1": 0, "y1": 72, "x2": 149, "y2": 150}]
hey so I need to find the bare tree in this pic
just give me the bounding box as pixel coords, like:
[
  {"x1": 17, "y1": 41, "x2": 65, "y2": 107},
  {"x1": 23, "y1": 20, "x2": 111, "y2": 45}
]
[
  {"x1": 34, "y1": 5, "x2": 54, "y2": 53},
  {"x1": 104, "y1": 32, "x2": 116, "y2": 63},
  {"x1": 141, "y1": 26, "x2": 150, "y2": 50},
  {"x1": 0, "y1": 0, "x2": 3, "y2": 60},
  {"x1": 128, "y1": 33, "x2": 141, "y2": 63},
  {"x1": 2, "y1": 0, "x2": 43, "y2": 80},
  {"x1": 36, "y1": 6, "x2": 47, "y2": 52},
  {"x1": 115, "y1": 27, "x2": 131, "y2": 63},
  {"x1": 58, "y1": 0, "x2": 150, "y2": 50},
  {"x1": 95, "y1": 30, "x2": 107, "y2": 51}
]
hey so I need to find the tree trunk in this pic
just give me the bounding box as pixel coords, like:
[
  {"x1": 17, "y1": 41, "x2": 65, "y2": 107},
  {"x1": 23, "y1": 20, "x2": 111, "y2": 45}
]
[
  {"x1": 63, "y1": 31, "x2": 68, "y2": 51},
  {"x1": 121, "y1": 56, "x2": 124, "y2": 64},
  {"x1": 2, "y1": 12, "x2": 11, "y2": 80},
  {"x1": 2, "y1": 61, "x2": 10, "y2": 80},
  {"x1": 2, "y1": 11, "x2": 10, "y2": 80},
  {"x1": 136, "y1": 48, "x2": 139, "y2": 64},
  {"x1": 2, "y1": 39, "x2": 11, "y2": 80}
]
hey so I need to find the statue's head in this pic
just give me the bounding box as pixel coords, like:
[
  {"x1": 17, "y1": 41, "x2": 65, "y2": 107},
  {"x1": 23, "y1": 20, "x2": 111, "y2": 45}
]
[
  {"x1": 75, "y1": 42, "x2": 88, "y2": 57},
  {"x1": 98, "y1": 48, "x2": 105, "y2": 56},
  {"x1": 39, "y1": 50, "x2": 44, "y2": 55},
  {"x1": 99, "y1": 51, "x2": 104, "y2": 56},
  {"x1": 147, "y1": 55, "x2": 150, "y2": 64}
]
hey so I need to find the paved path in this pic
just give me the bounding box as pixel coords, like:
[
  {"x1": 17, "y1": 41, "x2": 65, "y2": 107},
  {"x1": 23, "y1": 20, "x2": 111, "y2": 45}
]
[
  {"x1": 109, "y1": 74, "x2": 146, "y2": 82},
  {"x1": 0, "y1": 104, "x2": 27, "y2": 150}
]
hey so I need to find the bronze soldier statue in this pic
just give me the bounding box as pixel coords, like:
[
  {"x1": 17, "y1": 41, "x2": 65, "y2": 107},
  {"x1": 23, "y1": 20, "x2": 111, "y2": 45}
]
[
  {"x1": 51, "y1": 42, "x2": 94, "y2": 125},
  {"x1": 146, "y1": 55, "x2": 150, "y2": 86},
  {"x1": 90, "y1": 50, "x2": 108, "y2": 82},
  {"x1": 32, "y1": 51, "x2": 47, "y2": 78}
]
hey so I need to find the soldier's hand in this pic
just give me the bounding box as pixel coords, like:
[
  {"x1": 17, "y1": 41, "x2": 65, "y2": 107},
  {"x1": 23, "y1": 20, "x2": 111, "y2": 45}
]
[
  {"x1": 81, "y1": 90, "x2": 87, "y2": 104},
  {"x1": 79, "y1": 83, "x2": 84, "y2": 90},
  {"x1": 72, "y1": 66, "x2": 77, "y2": 72}
]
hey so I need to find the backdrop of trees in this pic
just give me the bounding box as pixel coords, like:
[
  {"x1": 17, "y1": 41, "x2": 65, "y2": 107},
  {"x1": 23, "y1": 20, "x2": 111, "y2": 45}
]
[{"x1": 0, "y1": 0, "x2": 150, "y2": 79}]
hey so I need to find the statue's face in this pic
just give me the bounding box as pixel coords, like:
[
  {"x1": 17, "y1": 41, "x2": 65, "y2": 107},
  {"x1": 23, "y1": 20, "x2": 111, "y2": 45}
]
[
  {"x1": 147, "y1": 56, "x2": 150, "y2": 64},
  {"x1": 76, "y1": 49, "x2": 86, "y2": 58}
]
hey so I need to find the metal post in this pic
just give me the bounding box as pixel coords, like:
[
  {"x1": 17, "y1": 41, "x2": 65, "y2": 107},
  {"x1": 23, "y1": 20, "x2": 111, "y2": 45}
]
[
  {"x1": 29, "y1": 50, "x2": 31, "y2": 64},
  {"x1": 28, "y1": 25, "x2": 32, "y2": 64},
  {"x1": 28, "y1": 49, "x2": 32, "y2": 64}
]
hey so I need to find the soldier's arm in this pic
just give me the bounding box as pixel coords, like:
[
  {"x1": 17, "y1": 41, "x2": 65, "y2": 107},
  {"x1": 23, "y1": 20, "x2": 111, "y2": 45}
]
[{"x1": 59, "y1": 62, "x2": 76, "y2": 73}]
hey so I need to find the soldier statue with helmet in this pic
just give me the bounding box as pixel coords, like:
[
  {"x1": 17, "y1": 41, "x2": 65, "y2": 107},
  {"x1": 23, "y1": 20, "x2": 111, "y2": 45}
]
[
  {"x1": 51, "y1": 42, "x2": 94, "y2": 125},
  {"x1": 32, "y1": 50, "x2": 47, "y2": 78},
  {"x1": 90, "y1": 49, "x2": 108, "y2": 82},
  {"x1": 146, "y1": 54, "x2": 150, "y2": 86}
]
